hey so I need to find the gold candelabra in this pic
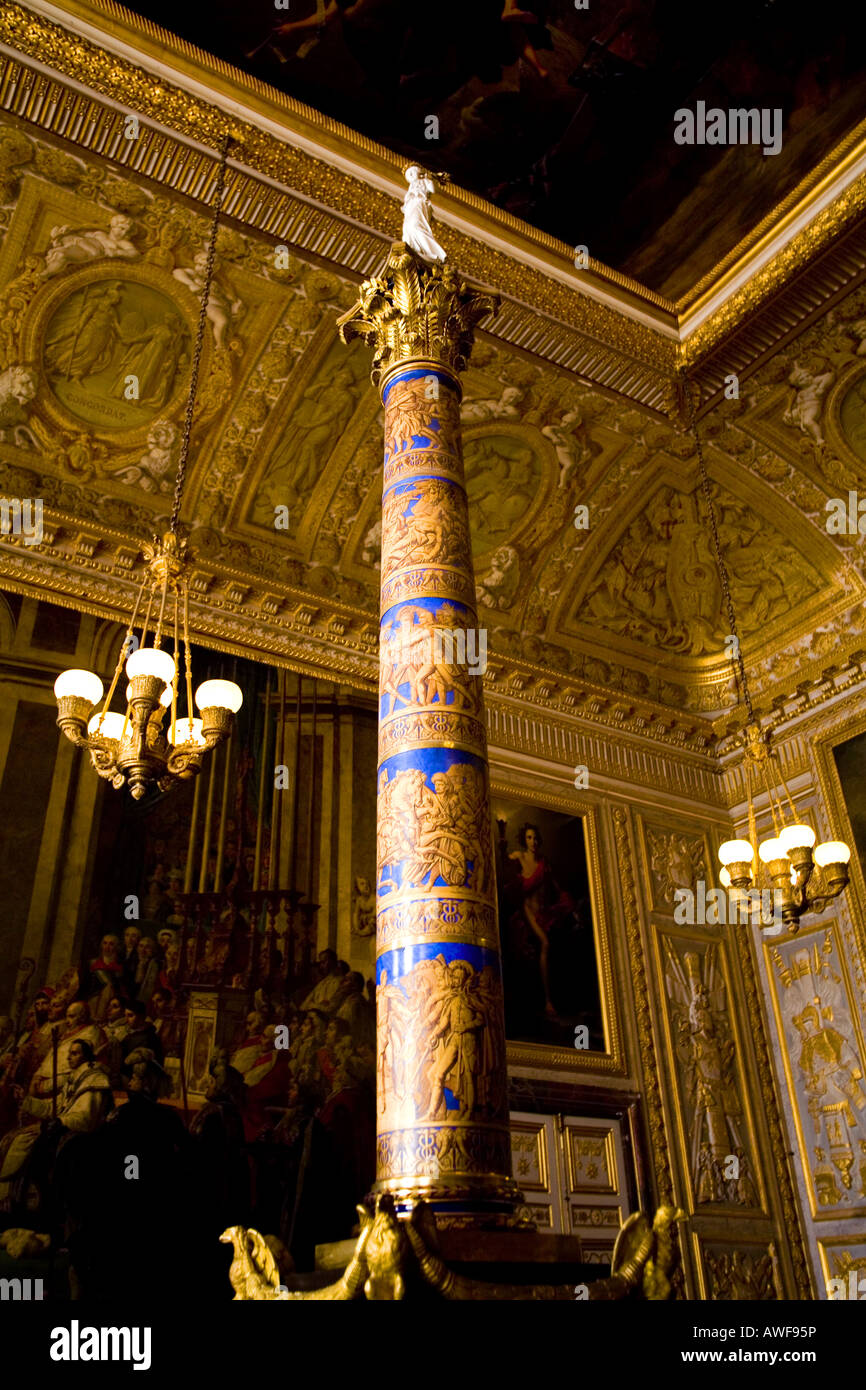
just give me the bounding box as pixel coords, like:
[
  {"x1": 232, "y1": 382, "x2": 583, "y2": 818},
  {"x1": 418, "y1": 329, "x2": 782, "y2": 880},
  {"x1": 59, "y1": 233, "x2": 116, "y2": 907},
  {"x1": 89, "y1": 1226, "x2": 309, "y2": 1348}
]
[
  {"x1": 53, "y1": 136, "x2": 242, "y2": 799},
  {"x1": 718, "y1": 722, "x2": 849, "y2": 932},
  {"x1": 55, "y1": 531, "x2": 241, "y2": 799}
]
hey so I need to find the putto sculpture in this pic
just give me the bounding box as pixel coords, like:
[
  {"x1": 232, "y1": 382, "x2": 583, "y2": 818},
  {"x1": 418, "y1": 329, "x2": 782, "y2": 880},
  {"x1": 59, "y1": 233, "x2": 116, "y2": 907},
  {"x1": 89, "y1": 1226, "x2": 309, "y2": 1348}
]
[{"x1": 401, "y1": 166, "x2": 447, "y2": 264}]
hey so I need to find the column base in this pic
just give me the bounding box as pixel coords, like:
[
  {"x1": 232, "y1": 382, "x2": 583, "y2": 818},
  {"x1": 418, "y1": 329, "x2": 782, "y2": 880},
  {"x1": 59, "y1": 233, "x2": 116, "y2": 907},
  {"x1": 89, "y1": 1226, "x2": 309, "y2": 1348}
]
[
  {"x1": 221, "y1": 1198, "x2": 686, "y2": 1300},
  {"x1": 372, "y1": 1172, "x2": 524, "y2": 1226}
]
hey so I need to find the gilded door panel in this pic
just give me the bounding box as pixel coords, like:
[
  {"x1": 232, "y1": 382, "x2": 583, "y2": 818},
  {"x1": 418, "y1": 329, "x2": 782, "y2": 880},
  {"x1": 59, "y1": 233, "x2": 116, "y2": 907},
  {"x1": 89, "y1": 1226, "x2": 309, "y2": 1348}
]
[
  {"x1": 764, "y1": 920, "x2": 866, "y2": 1219},
  {"x1": 563, "y1": 1122, "x2": 619, "y2": 1196},
  {"x1": 560, "y1": 1113, "x2": 630, "y2": 1253},
  {"x1": 510, "y1": 1111, "x2": 560, "y2": 1232}
]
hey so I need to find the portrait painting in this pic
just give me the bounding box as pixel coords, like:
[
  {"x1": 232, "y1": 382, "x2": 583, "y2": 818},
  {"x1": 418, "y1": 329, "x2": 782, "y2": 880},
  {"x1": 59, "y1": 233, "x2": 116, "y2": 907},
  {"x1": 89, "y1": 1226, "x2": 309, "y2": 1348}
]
[{"x1": 492, "y1": 796, "x2": 604, "y2": 1052}]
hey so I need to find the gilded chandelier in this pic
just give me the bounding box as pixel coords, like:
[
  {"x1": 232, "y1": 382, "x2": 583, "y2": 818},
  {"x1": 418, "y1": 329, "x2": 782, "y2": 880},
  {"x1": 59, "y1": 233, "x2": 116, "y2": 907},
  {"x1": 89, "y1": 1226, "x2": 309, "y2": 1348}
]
[
  {"x1": 717, "y1": 721, "x2": 849, "y2": 931},
  {"x1": 684, "y1": 379, "x2": 850, "y2": 933},
  {"x1": 53, "y1": 137, "x2": 242, "y2": 799}
]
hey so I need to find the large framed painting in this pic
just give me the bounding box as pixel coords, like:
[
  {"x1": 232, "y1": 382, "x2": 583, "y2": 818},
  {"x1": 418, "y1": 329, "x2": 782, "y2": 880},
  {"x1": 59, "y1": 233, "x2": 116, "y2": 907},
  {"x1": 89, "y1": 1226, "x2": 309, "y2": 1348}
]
[{"x1": 490, "y1": 786, "x2": 621, "y2": 1071}]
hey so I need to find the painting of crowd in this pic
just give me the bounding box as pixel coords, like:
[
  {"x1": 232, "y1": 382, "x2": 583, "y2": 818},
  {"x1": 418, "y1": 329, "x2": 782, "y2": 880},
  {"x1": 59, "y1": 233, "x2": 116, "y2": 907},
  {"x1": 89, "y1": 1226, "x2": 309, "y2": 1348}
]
[{"x1": 0, "y1": 891, "x2": 376, "y2": 1298}]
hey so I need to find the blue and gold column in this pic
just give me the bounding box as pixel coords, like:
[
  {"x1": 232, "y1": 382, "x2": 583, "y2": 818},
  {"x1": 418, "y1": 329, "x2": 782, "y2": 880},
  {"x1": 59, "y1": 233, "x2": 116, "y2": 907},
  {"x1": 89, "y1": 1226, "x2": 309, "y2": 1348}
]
[{"x1": 339, "y1": 245, "x2": 518, "y2": 1220}]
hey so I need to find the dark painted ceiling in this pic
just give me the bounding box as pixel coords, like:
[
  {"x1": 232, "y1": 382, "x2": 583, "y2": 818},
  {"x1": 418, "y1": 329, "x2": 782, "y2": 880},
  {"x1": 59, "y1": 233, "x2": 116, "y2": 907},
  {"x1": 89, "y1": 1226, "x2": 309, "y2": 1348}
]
[{"x1": 122, "y1": 0, "x2": 866, "y2": 299}]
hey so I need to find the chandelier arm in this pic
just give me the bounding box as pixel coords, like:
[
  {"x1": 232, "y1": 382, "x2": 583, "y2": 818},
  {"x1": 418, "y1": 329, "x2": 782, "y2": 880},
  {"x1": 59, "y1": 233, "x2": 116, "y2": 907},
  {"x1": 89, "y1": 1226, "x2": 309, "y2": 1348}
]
[
  {"x1": 154, "y1": 572, "x2": 170, "y2": 650},
  {"x1": 139, "y1": 580, "x2": 156, "y2": 654},
  {"x1": 183, "y1": 584, "x2": 195, "y2": 723},
  {"x1": 169, "y1": 134, "x2": 232, "y2": 538},
  {"x1": 773, "y1": 754, "x2": 801, "y2": 825},
  {"x1": 683, "y1": 373, "x2": 755, "y2": 723},
  {"x1": 746, "y1": 757, "x2": 759, "y2": 866},
  {"x1": 170, "y1": 585, "x2": 180, "y2": 746},
  {"x1": 97, "y1": 579, "x2": 147, "y2": 725},
  {"x1": 761, "y1": 759, "x2": 784, "y2": 835}
]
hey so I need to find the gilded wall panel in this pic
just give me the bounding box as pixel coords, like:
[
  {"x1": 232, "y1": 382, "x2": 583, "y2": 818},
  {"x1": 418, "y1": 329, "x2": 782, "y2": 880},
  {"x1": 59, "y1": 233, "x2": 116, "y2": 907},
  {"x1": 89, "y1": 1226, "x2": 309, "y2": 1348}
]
[
  {"x1": 816, "y1": 1235, "x2": 866, "y2": 1299},
  {"x1": 764, "y1": 920, "x2": 866, "y2": 1219},
  {"x1": 639, "y1": 814, "x2": 711, "y2": 914},
  {"x1": 695, "y1": 1237, "x2": 782, "y2": 1301},
  {"x1": 652, "y1": 927, "x2": 765, "y2": 1216}
]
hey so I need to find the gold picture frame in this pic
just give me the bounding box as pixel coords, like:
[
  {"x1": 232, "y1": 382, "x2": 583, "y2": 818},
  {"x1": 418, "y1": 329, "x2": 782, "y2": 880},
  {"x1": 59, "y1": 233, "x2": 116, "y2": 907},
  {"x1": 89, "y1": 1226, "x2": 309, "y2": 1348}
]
[{"x1": 491, "y1": 781, "x2": 624, "y2": 1076}]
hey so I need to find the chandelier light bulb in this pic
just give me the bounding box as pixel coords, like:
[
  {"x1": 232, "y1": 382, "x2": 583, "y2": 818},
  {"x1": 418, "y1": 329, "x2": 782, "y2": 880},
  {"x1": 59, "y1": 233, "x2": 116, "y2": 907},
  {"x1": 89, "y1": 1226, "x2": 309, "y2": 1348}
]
[
  {"x1": 718, "y1": 839, "x2": 753, "y2": 867},
  {"x1": 126, "y1": 647, "x2": 176, "y2": 685},
  {"x1": 87, "y1": 712, "x2": 127, "y2": 742},
  {"x1": 778, "y1": 824, "x2": 817, "y2": 852},
  {"x1": 54, "y1": 669, "x2": 104, "y2": 704},
  {"x1": 758, "y1": 837, "x2": 787, "y2": 865},
  {"x1": 172, "y1": 716, "x2": 206, "y2": 747},
  {"x1": 719, "y1": 866, "x2": 731, "y2": 888},
  {"x1": 814, "y1": 841, "x2": 851, "y2": 867},
  {"x1": 195, "y1": 679, "x2": 243, "y2": 714}
]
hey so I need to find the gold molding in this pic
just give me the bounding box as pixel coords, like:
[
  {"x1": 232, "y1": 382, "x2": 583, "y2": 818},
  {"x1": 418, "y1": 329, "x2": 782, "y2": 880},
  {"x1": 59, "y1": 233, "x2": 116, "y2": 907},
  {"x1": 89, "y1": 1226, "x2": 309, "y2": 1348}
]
[{"x1": 611, "y1": 805, "x2": 674, "y2": 1206}]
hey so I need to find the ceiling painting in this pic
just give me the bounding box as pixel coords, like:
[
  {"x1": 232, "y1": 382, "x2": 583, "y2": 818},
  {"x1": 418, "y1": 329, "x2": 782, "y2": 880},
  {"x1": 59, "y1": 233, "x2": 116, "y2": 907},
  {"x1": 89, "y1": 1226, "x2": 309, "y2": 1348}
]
[{"x1": 121, "y1": 0, "x2": 866, "y2": 298}]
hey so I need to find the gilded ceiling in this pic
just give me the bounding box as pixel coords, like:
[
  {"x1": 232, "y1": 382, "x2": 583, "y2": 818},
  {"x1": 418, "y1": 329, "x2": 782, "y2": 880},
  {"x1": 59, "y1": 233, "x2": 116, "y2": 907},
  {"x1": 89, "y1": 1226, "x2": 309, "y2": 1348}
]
[{"x1": 0, "y1": 2, "x2": 865, "y2": 755}]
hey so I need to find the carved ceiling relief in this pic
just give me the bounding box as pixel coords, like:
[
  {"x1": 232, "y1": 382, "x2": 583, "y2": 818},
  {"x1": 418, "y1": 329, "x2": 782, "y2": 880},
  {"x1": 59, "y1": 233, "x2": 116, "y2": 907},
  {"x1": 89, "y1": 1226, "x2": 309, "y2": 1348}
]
[
  {"x1": 0, "y1": 122, "x2": 861, "y2": 719},
  {"x1": 0, "y1": 128, "x2": 292, "y2": 507},
  {"x1": 692, "y1": 296, "x2": 866, "y2": 703},
  {"x1": 571, "y1": 475, "x2": 828, "y2": 662}
]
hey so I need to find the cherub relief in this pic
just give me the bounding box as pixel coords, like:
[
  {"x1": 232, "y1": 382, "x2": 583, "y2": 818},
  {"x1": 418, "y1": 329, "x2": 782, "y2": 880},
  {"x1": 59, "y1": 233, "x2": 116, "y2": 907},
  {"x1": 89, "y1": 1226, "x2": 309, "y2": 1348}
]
[
  {"x1": 110, "y1": 420, "x2": 180, "y2": 493},
  {"x1": 542, "y1": 406, "x2": 592, "y2": 489},
  {"x1": 42, "y1": 214, "x2": 140, "y2": 277},
  {"x1": 172, "y1": 251, "x2": 243, "y2": 348},
  {"x1": 647, "y1": 829, "x2": 706, "y2": 905},
  {"x1": 782, "y1": 356, "x2": 835, "y2": 447},
  {"x1": 0, "y1": 365, "x2": 37, "y2": 446},
  {"x1": 475, "y1": 544, "x2": 520, "y2": 610},
  {"x1": 460, "y1": 384, "x2": 522, "y2": 422}
]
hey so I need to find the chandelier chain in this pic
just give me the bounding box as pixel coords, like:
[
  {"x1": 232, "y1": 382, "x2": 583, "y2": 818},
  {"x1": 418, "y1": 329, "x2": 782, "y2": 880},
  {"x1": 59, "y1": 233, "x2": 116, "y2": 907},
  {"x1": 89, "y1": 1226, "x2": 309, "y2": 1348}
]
[
  {"x1": 683, "y1": 374, "x2": 756, "y2": 724},
  {"x1": 169, "y1": 134, "x2": 231, "y2": 536}
]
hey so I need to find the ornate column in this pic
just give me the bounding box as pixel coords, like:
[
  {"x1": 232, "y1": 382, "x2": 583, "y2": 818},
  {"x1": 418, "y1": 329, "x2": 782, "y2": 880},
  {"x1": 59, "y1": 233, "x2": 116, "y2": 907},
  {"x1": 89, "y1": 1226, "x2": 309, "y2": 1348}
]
[{"x1": 339, "y1": 244, "x2": 519, "y2": 1221}]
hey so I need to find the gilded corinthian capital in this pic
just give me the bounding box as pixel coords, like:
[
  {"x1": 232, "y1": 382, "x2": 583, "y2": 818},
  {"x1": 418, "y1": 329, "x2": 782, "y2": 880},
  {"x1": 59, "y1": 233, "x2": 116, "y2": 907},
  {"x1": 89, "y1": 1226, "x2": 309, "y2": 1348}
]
[{"x1": 337, "y1": 242, "x2": 499, "y2": 387}]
